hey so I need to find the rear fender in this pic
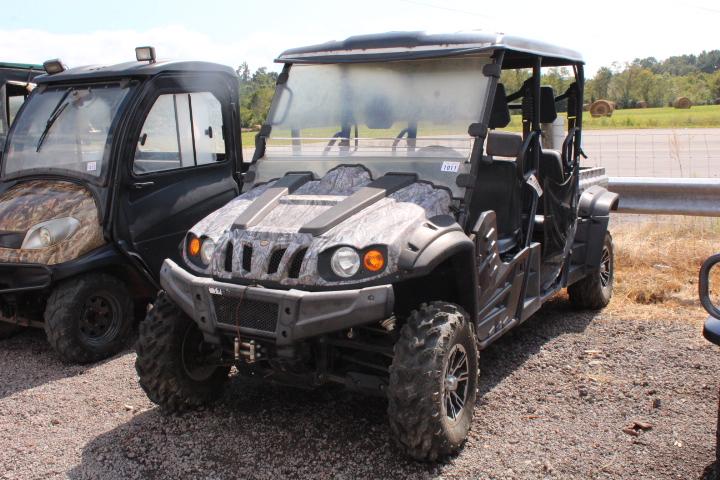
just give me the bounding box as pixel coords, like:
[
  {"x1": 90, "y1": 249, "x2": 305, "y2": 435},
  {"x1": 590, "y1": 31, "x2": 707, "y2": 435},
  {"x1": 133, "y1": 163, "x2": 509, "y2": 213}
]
[{"x1": 570, "y1": 186, "x2": 618, "y2": 282}]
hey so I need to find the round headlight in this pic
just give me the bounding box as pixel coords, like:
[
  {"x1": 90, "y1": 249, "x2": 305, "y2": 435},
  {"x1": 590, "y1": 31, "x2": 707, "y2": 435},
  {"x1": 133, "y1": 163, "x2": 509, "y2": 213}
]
[
  {"x1": 200, "y1": 238, "x2": 215, "y2": 266},
  {"x1": 331, "y1": 247, "x2": 360, "y2": 278},
  {"x1": 38, "y1": 227, "x2": 53, "y2": 248}
]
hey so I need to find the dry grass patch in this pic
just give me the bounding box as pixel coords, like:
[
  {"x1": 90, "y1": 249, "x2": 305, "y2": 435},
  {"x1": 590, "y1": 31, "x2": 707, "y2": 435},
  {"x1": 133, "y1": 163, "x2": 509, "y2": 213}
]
[{"x1": 609, "y1": 217, "x2": 720, "y2": 319}]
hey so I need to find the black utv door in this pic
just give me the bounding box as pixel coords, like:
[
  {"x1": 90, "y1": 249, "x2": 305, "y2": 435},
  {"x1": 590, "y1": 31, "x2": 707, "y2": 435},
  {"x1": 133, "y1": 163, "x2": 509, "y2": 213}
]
[{"x1": 116, "y1": 72, "x2": 241, "y2": 277}]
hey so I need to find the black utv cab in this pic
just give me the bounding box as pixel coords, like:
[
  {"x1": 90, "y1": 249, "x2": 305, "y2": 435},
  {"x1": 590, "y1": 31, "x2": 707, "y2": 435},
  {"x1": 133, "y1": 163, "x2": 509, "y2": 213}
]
[
  {"x1": 0, "y1": 62, "x2": 44, "y2": 151},
  {"x1": 135, "y1": 32, "x2": 618, "y2": 461},
  {"x1": 0, "y1": 48, "x2": 243, "y2": 363}
]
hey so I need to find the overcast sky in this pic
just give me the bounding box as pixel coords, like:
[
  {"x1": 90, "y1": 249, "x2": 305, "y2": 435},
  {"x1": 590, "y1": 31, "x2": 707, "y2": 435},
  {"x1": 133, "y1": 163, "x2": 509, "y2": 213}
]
[{"x1": 2, "y1": 0, "x2": 719, "y2": 75}]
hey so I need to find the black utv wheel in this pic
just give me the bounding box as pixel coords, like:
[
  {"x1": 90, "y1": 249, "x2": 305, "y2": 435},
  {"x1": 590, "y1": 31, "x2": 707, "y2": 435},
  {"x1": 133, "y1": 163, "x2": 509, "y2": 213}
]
[
  {"x1": 0, "y1": 322, "x2": 22, "y2": 340},
  {"x1": 44, "y1": 273, "x2": 134, "y2": 364},
  {"x1": 568, "y1": 232, "x2": 614, "y2": 310},
  {"x1": 136, "y1": 292, "x2": 229, "y2": 413},
  {"x1": 388, "y1": 302, "x2": 479, "y2": 461}
]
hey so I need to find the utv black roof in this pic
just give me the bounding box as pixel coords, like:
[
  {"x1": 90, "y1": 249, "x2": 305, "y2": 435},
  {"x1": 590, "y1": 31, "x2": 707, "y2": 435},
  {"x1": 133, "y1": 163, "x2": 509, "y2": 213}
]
[
  {"x1": 277, "y1": 31, "x2": 583, "y2": 68},
  {"x1": 0, "y1": 62, "x2": 45, "y2": 83},
  {"x1": 34, "y1": 60, "x2": 237, "y2": 84}
]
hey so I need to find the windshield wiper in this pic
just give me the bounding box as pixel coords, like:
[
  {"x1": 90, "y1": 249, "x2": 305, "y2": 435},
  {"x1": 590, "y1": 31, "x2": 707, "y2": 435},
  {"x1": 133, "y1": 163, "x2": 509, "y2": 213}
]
[{"x1": 36, "y1": 89, "x2": 73, "y2": 152}]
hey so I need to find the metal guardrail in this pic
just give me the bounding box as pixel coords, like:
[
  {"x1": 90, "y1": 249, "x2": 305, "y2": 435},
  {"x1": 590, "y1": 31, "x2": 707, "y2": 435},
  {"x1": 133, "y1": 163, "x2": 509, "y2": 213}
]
[{"x1": 608, "y1": 177, "x2": 720, "y2": 217}]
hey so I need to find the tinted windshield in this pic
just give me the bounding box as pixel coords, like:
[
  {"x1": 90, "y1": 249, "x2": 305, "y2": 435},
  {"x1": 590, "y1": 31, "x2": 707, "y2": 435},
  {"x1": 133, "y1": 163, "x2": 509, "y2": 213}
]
[
  {"x1": 3, "y1": 83, "x2": 130, "y2": 178},
  {"x1": 265, "y1": 56, "x2": 492, "y2": 158}
]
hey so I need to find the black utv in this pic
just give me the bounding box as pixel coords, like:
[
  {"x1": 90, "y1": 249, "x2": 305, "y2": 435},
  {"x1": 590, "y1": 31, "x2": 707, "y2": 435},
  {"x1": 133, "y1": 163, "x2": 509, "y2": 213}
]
[
  {"x1": 136, "y1": 32, "x2": 618, "y2": 460},
  {"x1": 0, "y1": 62, "x2": 44, "y2": 152},
  {"x1": 0, "y1": 48, "x2": 243, "y2": 363}
]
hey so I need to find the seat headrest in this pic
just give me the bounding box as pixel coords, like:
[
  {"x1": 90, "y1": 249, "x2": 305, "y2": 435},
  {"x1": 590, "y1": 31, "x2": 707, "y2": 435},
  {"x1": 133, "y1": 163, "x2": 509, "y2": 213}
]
[
  {"x1": 487, "y1": 131, "x2": 523, "y2": 158},
  {"x1": 540, "y1": 86, "x2": 557, "y2": 124},
  {"x1": 488, "y1": 83, "x2": 510, "y2": 129}
]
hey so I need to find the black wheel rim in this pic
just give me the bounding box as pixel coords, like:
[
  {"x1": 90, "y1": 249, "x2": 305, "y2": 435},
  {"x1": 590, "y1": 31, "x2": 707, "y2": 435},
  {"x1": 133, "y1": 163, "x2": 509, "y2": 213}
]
[
  {"x1": 443, "y1": 344, "x2": 469, "y2": 422},
  {"x1": 599, "y1": 246, "x2": 612, "y2": 288},
  {"x1": 181, "y1": 323, "x2": 219, "y2": 382},
  {"x1": 79, "y1": 293, "x2": 121, "y2": 346}
]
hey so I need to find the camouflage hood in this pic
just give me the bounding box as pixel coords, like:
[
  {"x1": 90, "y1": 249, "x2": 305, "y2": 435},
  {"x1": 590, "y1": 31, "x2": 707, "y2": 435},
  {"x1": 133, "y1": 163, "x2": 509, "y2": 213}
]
[
  {"x1": 0, "y1": 180, "x2": 105, "y2": 265},
  {"x1": 186, "y1": 166, "x2": 452, "y2": 287}
]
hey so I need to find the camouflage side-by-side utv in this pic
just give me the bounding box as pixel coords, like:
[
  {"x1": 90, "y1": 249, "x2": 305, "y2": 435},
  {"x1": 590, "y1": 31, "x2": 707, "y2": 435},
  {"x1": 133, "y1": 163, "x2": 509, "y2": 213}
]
[
  {"x1": 136, "y1": 32, "x2": 618, "y2": 460},
  {"x1": 0, "y1": 48, "x2": 243, "y2": 363},
  {"x1": 0, "y1": 62, "x2": 44, "y2": 153}
]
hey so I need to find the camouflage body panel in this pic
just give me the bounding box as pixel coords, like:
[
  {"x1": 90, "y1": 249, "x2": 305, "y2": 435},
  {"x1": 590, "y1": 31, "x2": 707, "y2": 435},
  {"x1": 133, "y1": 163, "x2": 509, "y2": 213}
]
[
  {"x1": 187, "y1": 166, "x2": 452, "y2": 287},
  {"x1": 0, "y1": 180, "x2": 105, "y2": 265}
]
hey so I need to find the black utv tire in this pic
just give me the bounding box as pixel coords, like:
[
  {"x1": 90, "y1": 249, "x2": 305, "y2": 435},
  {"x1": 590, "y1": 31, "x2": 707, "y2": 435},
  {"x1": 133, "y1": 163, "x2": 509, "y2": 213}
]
[
  {"x1": 388, "y1": 302, "x2": 479, "y2": 461},
  {"x1": 0, "y1": 322, "x2": 22, "y2": 340},
  {"x1": 136, "y1": 292, "x2": 230, "y2": 413},
  {"x1": 44, "y1": 273, "x2": 134, "y2": 364},
  {"x1": 568, "y1": 232, "x2": 614, "y2": 310}
]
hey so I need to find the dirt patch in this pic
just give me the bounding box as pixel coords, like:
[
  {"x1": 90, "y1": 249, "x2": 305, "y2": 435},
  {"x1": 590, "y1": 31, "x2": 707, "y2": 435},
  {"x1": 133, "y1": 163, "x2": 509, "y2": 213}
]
[{"x1": 0, "y1": 299, "x2": 717, "y2": 479}]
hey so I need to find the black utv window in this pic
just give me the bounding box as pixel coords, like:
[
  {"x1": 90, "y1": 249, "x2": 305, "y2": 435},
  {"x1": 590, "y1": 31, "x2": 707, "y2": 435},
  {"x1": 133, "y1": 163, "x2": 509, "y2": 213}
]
[{"x1": 133, "y1": 92, "x2": 226, "y2": 175}]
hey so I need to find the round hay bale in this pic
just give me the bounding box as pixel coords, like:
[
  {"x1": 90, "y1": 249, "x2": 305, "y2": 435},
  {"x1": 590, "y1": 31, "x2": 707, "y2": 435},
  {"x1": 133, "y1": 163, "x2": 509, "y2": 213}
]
[
  {"x1": 673, "y1": 97, "x2": 692, "y2": 109},
  {"x1": 252, "y1": 124, "x2": 262, "y2": 131},
  {"x1": 636, "y1": 101, "x2": 648, "y2": 109},
  {"x1": 583, "y1": 103, "x2": 590, "y2": 112},
  {"x1": 589, "y1": 99, "x2": 614, "y2": 118},
  {"x1": 714, "y1": 98, "x2": 720, "y2": 105}
]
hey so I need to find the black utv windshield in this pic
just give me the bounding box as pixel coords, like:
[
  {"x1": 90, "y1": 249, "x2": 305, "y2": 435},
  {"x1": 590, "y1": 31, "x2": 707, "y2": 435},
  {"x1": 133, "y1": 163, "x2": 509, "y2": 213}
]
[{"x1": 3, "y1": 83, "x2": 131, "y2": 179}]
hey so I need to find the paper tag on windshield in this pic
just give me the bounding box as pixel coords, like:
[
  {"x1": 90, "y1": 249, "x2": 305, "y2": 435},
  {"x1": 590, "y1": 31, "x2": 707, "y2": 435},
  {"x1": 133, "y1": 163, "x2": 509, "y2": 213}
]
[
  {"x1": 86, "y1": 161, "x2": 97, "y2": 172},
  {"x1": 527, "y1": 174, "x2": 543, "y2": 197},
  {"x1": 441, "y1": 161, "x2": 460, "y2": 173}
]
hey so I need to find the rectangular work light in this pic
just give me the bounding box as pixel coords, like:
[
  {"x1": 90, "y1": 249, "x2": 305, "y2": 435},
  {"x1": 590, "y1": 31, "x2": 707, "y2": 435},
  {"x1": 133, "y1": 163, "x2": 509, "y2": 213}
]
[
  {"x1": 135, "y1": 46, "x2": 156, "y2": 63},
  {"x1": 43, "y1": 59, "x2": 67, "y2": 75}
]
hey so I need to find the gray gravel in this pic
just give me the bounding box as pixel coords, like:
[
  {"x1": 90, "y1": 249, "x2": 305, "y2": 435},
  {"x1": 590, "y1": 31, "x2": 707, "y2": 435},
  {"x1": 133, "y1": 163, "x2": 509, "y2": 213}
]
[{"x1": 0, "y1": 300, "x2": 718, "y2": 479}]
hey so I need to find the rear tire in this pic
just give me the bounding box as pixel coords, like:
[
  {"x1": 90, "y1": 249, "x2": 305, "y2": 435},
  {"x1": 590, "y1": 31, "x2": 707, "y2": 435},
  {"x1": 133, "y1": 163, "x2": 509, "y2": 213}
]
[
  {"x1": 136, "y1": 292, "x2": 229, "y2": 413},
  {"x1": 388, "y1": 301, "x2": 478, "y2": 461},
  {"x1": 44, "y1": 273, "x2": 134, "y2": 364},
  {"x1": 568, "y1": 232, "x2": 614, "y2": 310},
  {"x1": 0, "y1": 322, "x2": 22, "y2": 340}
]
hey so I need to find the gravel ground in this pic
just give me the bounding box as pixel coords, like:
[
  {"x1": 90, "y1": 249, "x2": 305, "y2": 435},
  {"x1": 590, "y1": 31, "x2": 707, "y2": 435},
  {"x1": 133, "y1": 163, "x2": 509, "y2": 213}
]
[{"x1": 0, "y1": 300, "x2": 718, "y2": 480}]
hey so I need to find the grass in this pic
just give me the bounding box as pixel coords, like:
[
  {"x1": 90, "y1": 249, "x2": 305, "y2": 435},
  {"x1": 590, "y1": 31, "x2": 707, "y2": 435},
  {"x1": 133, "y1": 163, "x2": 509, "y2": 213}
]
[
  {"x1": 608, "y1": 217, "x2": 720, "y2": 320},
  {"x1": 240, "y1": 105, "x2": 720, "y2": 149}
]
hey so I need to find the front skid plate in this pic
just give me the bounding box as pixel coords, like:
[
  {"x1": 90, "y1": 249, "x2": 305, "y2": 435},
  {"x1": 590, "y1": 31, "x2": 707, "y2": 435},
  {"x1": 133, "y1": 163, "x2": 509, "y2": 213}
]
[{"x1": 159, "y1": 259, "x2": 394, "y2": 346}]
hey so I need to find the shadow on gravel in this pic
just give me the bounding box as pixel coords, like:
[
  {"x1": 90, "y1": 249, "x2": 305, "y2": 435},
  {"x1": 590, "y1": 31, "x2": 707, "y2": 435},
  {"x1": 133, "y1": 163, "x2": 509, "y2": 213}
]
[
  {"x1": 68, "y1": 298, "x2": 601, "y2": 479},
  {"x1": 477, "y1": 297, "x2": 600, "y2": 397},
  {"x1": 0, "y1": 328, "x2": 127, "y2": 400}
]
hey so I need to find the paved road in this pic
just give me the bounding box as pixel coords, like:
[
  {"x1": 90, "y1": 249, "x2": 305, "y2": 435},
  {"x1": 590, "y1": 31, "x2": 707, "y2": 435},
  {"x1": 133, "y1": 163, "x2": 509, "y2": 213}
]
[
  {"x1": 582, "y1": 128, "x2": 720, "y2": 178},
  {"x1": 243, "y1": 128, "x2": 720, "y2": 178}
]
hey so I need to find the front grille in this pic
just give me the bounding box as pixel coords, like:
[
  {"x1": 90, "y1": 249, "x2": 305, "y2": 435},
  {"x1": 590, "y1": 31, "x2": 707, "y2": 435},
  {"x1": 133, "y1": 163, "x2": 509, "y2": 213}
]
[
  {"x1": 288, "y1": 248, "x2": 308, "y2": 278},
  {"x1": 242, "y1": 245, "x2": 253, "y2": 271},
  {"x1": 212, "y1": 295, "x2": 279, "y2": 333},
  {"x1": 268, "y1": 248, "x2": 286, "y2": 274}
]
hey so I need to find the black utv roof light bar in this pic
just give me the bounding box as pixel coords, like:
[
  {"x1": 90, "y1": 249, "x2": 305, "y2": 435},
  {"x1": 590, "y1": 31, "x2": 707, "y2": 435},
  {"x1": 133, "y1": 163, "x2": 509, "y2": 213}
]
[
  {"x1": 135, "y1": 46, "x2": 156, "y2": 64},
  {"x1": 42, "y1": 59, "x2": 67, "y2": 75}
]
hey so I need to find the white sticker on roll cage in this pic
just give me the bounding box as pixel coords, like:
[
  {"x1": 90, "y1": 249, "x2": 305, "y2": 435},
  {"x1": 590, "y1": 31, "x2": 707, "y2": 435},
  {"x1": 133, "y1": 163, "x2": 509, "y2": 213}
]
[
  {"x1": 526, "y1": 174, "x2": 543, "y2": 197},
  {"x1": 440, "y1": 161, "x2": 460, "y2": 173},
  {"x1": 209, "y1": 287, "x2": 223, "y2": 295}
]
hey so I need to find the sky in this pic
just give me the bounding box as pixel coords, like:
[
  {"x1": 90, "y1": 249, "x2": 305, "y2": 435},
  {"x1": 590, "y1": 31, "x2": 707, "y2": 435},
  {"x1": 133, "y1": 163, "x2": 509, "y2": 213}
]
[{"x1": 1, "y1": 0, "x2": 719, "y2": 76}]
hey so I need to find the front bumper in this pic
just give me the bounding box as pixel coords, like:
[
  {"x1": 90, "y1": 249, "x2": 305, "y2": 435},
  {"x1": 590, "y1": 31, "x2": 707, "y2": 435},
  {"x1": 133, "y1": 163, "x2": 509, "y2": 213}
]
[
  {"x1": 0, "y1": 262, "x2": 52, "y2": 294},
  {"x1": 160, "y1": 259, "x2": 395, "y2": 346}
]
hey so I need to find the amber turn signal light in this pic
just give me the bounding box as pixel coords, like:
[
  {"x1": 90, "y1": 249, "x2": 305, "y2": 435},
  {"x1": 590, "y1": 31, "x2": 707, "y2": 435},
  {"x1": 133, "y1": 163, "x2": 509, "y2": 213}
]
[
  {"x1": 188, "y1": 236, "x2": 201, "y2": 256},
  {"x1": 363, "y1": 249, "x2": 385, "y2": 272}
]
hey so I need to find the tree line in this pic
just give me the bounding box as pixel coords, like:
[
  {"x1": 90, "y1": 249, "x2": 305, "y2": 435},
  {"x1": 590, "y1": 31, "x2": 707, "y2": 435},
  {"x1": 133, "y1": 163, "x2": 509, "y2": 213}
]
[{"x1": 236, "y1": 50, "x2": 720, "y2": 127}]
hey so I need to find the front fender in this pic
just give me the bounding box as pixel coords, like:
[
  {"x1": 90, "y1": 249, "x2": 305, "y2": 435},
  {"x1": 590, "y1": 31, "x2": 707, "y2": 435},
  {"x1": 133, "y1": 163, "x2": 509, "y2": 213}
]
[{"x1": 398, "y1": 215, "x2": 474, "y2": 272}]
